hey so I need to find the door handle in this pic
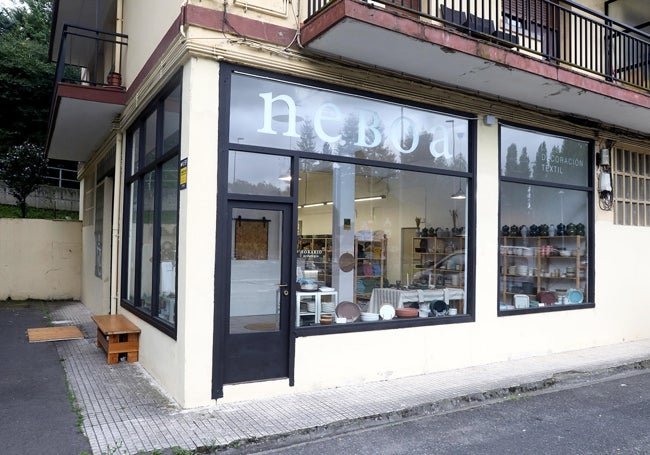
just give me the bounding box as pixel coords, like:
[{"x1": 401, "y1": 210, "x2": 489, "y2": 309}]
[{"x1": 276, "y1": 284, "x2": 289, "y2": 296}]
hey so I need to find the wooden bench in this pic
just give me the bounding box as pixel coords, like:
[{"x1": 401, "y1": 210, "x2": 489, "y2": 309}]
[{"x1": 92, "y1": 314, "x2": 141, "y2": 364}]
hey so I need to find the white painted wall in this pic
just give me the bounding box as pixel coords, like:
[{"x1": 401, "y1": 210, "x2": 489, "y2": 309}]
[
  {"x1": 122, "y1": 0, "x2": 182, "y2": 87},
  {"x1": 132, "y1": 57, "x2": 220, "y2": 408}
]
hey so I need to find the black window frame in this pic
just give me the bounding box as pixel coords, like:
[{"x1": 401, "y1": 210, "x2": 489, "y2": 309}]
[
  {"x1": 218, "y1": 63, "x2": 478, "y2": 336},
  {"x1": 497, "y1": 121, "x2": 595, "y2": 316},
  {"x1": 121, "y1": 71, "x2": 182, "y2": 338}
]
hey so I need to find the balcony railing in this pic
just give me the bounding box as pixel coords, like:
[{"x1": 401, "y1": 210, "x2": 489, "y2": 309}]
[
  {"x1": 306, "y1": 0, "x2": 650, "y2": 91},
  {"x1": 53, "y1": 25, "x2": 128, "y2": 89}
]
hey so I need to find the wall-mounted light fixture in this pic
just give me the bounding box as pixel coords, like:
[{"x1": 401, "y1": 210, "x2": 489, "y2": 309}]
[{"x1": 483, "y1": 115, "x2": 497, "y2": 126}]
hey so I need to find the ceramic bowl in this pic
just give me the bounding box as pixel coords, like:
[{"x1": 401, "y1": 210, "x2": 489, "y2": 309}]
[{"x1": 395, "y1": 307, "x2": 419, "y2": 318}]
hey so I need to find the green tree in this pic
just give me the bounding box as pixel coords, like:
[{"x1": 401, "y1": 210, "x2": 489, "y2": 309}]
[
  {"x1": 0, "y1": 142, "x2": 48, "y2": 217},
  {"x1": 0, "y1": 0, "x2": 54, "y2": 148}
]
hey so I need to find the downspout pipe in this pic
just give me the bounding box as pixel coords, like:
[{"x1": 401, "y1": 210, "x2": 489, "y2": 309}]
[
  {"x1": 110, "y1": 0, "x2": 125, "y2": 315},
  {"x1": 110, "y1": 127, "x2": 123, "y2": 315}
]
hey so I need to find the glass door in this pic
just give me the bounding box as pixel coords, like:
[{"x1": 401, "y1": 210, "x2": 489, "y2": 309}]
[{"x1": 222, "y1": 203, "x2": 292, "y2": 384}]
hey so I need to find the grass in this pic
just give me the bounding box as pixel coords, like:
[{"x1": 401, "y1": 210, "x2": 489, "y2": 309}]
[{"x1": 0, "y1": 203, "x2": 78, "y2": 220}]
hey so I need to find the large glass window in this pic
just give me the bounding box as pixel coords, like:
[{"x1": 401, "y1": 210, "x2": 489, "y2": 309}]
[
  {"x1": 295, "y1": 159, "x2": 469, "y2": 327},
  {"x1": 226, "y1": 68, "x2": 474, "y2": 330},
  {"x1": 499, "y1": 124, "x2": 592, "y2": 313},
  {"x1": 122, "y1": 76, "x2": 181, "y2": 334}
]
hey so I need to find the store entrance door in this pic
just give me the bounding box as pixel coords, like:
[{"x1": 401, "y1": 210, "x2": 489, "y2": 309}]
[{"x1": 221, "y1": 203, "x2": 292, "y2": 384}]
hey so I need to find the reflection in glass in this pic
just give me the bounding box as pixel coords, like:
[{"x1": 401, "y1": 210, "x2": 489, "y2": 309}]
[
  {"x1": 228, "y1": 150, "x2": 291, "y2": 196},
  {"x1": 130, "y1": 127, "x2": 140, "y2": 174},
  {"x1": 157, "y1": 157, "x2": 179, "y2": 325},
  {"x1": 229, "y1": 73, "x2": 469, "y2": 172},
  {"x1": 139, "y1": 171, "x2": 155, "y2": 311},
  {"x1": 163, "y1": 86, "x2": 181, "y2": 154},
  {"x1": 500, "y1": 125, "x2": 589, "y2": 187},
  {"x1": 144, "y1": 111, "x2": 157, "y2": 167},
  {"x1": 229, "y1": 208, "x2": 283, "y2": 333},
  {"x1": 127, "y1": 181, "x2": 138, "y2": 302}
]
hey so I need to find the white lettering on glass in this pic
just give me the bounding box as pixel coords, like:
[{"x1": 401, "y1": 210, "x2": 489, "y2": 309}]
[
  {"x1": 355, "y1": 109, "x2": 382, "y2": 148},
  {"x1": 389, "y1": 116, "x2": 418, "y2": 153},
  {"x1": 252, "y1": 90, "x2": 458, "y2": 162},
  {"x1": 314, "y1": 102, "x2": 343, "y2": 143},
  {"x1": 429, "y1": 124, "x2": 450, "y2": 159},
  {"x1": 257, "y1": 92, "x2": 300, "y2": 137}
]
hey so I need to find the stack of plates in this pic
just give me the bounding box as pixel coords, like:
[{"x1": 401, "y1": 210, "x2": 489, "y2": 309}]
[
  {"x1": 307, "y1": 301, "x2": 316, "y2": 313},
  {"x1": 321, "y1": 301, "x2": 336, "y2": 313},
  {"x1": 360, "y1": 312, "x2": 379, "y2": 322}
]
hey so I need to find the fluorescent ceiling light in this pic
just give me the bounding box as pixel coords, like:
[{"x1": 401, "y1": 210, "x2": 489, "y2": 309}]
[{"x1": 299, "y1": 195, "x2": 386, "y2": 208}]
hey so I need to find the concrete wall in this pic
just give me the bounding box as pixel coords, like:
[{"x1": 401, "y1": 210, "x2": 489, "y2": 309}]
[
  {"x1": 0, "y1": 183, "x2": 79, "y2": 213},
  {"x1": 0, "y1": 219, "x2": 81, "y2": 300}
]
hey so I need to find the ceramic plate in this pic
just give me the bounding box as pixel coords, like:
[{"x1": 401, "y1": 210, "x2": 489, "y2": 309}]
[
  {"x1": 335, "y1": 301, "x2": 361, "y2": 322},
  {"x1": 567, "y1": 289, "x2": 584, "y2": 304},
  {"x1": 379, "y1": 304, "x2": 396, "y2": 320}
]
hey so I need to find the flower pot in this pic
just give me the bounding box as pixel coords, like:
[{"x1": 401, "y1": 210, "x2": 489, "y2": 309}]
[{"x1": 107, "y1": 72, "x2": 122, "y2": 86}]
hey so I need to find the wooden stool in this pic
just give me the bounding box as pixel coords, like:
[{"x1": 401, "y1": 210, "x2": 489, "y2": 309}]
[{"x1": 92, "y1": 314, "x2": 141, "y2": 364}]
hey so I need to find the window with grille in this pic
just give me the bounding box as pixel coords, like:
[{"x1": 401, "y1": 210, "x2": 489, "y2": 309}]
[{"x1": 612, "y1": 147, "x2": 650, "y2": 226}]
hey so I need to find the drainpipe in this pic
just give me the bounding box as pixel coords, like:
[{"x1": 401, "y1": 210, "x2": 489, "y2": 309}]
[
  {"x1": 115, "y1": 0, "x2": 124, "y2": 73},
  {"x1": 109, "y1": 0, "x2": 125, "y2": 315},
  {"x1": 110, "y1": 129, "x2": 124, "y2": 315}
]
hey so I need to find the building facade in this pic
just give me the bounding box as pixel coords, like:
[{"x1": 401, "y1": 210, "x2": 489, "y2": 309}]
[{"x1": 47, "y1": 0, "x2": 650, "y2": 407}]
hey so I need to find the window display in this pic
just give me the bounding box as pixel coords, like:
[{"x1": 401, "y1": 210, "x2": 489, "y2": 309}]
[
  {"x1": 295, "y1": 158, "x2": 470, "y2": 326},
  {"x1": 227, "y1": 68, "x2": 474, "y2": 330},
  {"x1": 499, "y1": 125, "x2": 592, "y2": 312}
]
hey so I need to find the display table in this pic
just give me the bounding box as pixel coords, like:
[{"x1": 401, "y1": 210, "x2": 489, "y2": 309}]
[
  {"x1": 368, "y1": 288, "x2": 465, "y2": 314},
  {"x1": 296, "y1": 290, "x2": 338, "y2": 327}
]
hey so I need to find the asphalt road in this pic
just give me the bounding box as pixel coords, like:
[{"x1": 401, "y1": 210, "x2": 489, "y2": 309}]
[
  {"x1": 243, "y1": 368, "x2": 650, "y2": 455},
  {"x1": 0, "y1": 302, "x2": 91, "y2": 455}
]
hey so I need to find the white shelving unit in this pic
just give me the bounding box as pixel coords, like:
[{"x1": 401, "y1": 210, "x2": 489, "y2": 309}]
[{"x1": 296, "y1": 290, "x2": 338, "y2": 327}]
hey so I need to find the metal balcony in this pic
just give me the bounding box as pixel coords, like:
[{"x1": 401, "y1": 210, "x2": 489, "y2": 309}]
[
  {"x1": 302, "y1": 0, "x2": 650, "y2": 134},
  {"x1": 46, "y1": 25, "x2": 128, "y2": 161}
]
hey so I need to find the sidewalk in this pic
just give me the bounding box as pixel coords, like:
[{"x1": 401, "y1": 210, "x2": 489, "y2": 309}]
[{"x1": 48, "y1": 301, "x2": 650, "y2": 454}]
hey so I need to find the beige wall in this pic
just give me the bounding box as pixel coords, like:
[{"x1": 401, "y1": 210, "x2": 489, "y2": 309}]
[
  {"x1": 0, "y1": 219, "x2": 81, "y2": 300},
  {"x1": 122, "y1": 0, "x2": 182, "y2": 87},
  {"x1": 80, "y1": 177, "x2": 114, "y2": 316},
  {"x1": 120, "y1": 57, "x2": 220, "y2": 408}
]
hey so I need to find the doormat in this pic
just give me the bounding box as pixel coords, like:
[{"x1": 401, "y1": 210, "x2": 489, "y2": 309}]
[
  {"x1": 27, "y1": 326, "x2": 84, "y2": 343},
  {"x1": 243, "y1": 322, "x2": 277, "y2": 331}
]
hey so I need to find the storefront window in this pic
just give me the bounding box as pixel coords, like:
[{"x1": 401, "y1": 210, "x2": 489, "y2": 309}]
[
  {"x1": 122, "y1": 74, "x2": 181, "y2": 335},
  {"x1": 296, "y1": 159, "x2": 469, "y2": 326},
  {"x1": 499, "y1": 125, "x2": 592, "y2": 312},
  {"x1": 225, "y1": 67, "x2": 474, "y2": 331}
]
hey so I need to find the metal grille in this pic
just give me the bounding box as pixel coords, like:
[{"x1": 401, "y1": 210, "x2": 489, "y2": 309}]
[{"x1": 613, "y1": 147, "x2": 650, "y2": 226}]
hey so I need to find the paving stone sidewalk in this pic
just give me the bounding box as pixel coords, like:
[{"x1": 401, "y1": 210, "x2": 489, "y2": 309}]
[{"x1": 48, "y1": 301, "x2": 650, "y2": 454}]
